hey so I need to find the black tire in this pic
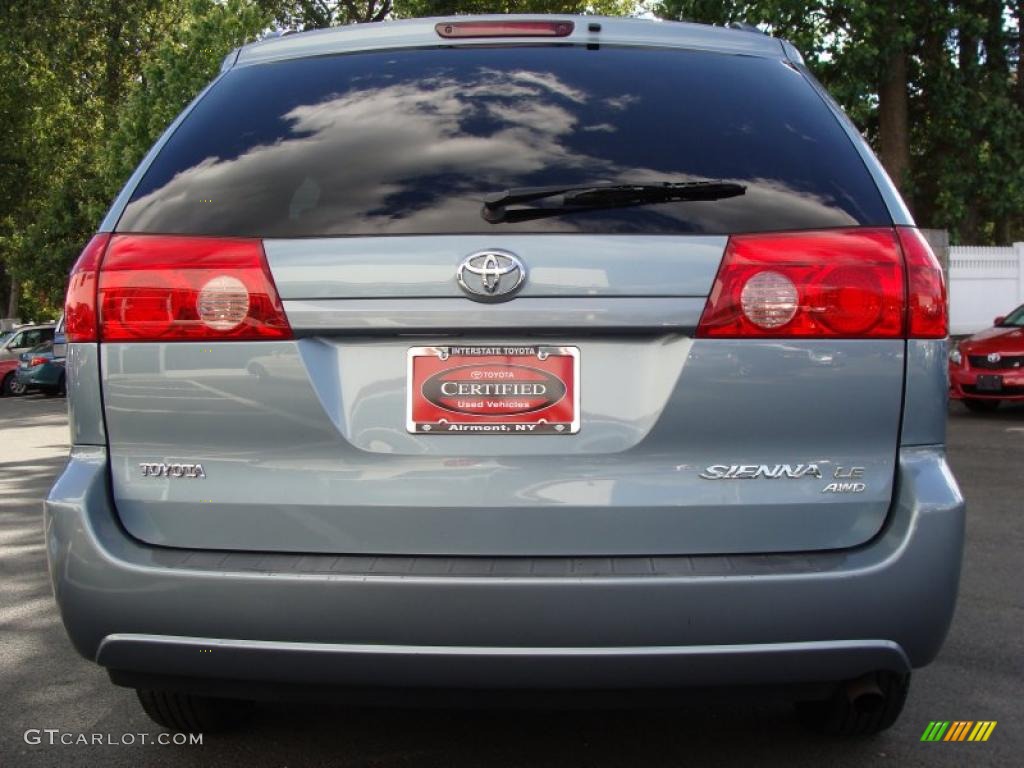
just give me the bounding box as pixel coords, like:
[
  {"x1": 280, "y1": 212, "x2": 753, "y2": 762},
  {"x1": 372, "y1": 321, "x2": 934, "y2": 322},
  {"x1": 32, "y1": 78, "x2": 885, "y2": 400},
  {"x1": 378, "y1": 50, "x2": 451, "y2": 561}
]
[
  {"x1": 963, "y1": 398, "x2": 1000, "y2": 413},
  {"x1": 795, "y1": 672, "x2": 910, "y2": 738},
  {"x1": 1, "y1": 372, "x2": 25, "y2": 397},
  {"x1": 136, "y1": 689, "x2": 255, "y2": 733}
]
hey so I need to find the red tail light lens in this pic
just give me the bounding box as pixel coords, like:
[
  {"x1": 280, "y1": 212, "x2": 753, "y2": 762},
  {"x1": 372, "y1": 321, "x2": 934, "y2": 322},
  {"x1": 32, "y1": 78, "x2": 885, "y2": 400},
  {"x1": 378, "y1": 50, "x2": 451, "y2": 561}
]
[
  {"x1": 697, "y1": 229, "x2": 907, "y2": 339},
  {"x1": 65, "y1": 234, "x2": 112, "y2": 342},
  {"x1": 898, "y1": 227, "x2": 947, "y2": 338},
  {"x1": 97, "y1": 235, "x2": 292, "y2": 342},
  {"x1": 435, "y1": 20, "x2": 574, "y2": 38},
  {"x1": 29, "y1": 356, "x2": 48, "y2": 367}
]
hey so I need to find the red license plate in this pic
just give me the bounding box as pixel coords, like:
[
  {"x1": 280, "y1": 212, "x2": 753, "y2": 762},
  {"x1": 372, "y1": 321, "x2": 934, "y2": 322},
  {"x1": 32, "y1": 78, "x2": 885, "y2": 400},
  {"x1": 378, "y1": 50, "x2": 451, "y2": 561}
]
[{"x1": 407, "y1": 345, "x2": 579, "y2": 435}]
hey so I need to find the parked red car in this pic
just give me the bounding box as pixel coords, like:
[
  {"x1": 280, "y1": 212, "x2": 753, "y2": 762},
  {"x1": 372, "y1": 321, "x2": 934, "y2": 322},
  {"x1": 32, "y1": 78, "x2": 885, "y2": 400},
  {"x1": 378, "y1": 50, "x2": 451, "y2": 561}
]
[
  {"x1": 1, "y1": 356, "x2": 24, "y2": 396},
  {"x1": 0, "y1": 333, "x2": 26, "y2": 397},
  {"x1": 949, "y1": 303, "x2": 1024, "y2": 411}
]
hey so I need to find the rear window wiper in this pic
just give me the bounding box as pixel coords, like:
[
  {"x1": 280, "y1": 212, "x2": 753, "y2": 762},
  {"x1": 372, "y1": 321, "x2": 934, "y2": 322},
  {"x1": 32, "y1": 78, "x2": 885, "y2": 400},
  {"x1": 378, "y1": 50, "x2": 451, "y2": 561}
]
[{"x1": 481, "y1": 181, "x2": 746, "y2": 224}]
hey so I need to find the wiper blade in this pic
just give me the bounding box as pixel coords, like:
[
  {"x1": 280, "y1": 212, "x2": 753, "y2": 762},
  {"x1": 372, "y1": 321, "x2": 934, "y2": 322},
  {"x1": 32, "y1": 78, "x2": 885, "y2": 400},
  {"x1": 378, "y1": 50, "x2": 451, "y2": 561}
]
[
  {"x1": 482, "y1": 181, "x2": 746, "y2": 223},
  {"x1": 482, "y1": 181, "x2": 746, "y2": 209}
]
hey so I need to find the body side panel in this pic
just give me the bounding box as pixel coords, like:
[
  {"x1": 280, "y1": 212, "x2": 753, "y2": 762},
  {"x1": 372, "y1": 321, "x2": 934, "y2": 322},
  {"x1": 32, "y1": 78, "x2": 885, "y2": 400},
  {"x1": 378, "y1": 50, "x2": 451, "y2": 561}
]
[
  {"x1": 901, "y1": 339, "x2": 948, "y2": 446},
  {"x1": 66, "y1": 343, "x2": 106, "y2": 445}
]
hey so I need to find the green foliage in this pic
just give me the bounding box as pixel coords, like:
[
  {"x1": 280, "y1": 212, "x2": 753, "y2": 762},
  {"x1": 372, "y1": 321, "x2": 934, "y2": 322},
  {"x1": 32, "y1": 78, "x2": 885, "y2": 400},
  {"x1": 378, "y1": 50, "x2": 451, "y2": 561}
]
[{"x1": 268, "y1": 1, "x2": 394, "y2": 28}]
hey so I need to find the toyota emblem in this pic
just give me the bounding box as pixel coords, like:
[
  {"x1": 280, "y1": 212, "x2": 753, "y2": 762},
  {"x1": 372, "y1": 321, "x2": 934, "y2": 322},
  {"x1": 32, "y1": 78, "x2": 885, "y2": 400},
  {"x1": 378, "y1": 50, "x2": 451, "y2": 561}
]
[{"x1": 456, "y1": 250, "x2": 526, "y2": 302}]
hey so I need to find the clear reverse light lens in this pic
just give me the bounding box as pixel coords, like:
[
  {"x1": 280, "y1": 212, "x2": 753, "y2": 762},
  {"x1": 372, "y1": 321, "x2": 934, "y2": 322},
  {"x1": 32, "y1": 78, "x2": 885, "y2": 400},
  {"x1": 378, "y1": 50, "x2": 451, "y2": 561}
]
[
  {"x1": 740, "y1": 270, "x2": 799, "y2": 329},
  {"x1": 197, "y1": 275, "x2": 249, "y2": 330}
]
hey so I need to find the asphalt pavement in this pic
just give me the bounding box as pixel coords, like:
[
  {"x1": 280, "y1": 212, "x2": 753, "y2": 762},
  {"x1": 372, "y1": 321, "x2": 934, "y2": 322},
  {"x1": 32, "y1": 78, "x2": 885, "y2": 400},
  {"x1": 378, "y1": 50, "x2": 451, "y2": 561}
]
[{"x1": 0, "y1": 393, "x2": 1021, "y2": 767}]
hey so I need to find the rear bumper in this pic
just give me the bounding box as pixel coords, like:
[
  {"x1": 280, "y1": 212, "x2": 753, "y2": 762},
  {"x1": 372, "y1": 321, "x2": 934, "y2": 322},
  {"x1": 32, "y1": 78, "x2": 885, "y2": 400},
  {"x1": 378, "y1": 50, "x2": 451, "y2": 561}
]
[
  {"x1": 45, "y1": 445, "x2": 964, "y2": 692},
  {"x1": 101, "y1": 637, "x2": 907, "y2": 693}
]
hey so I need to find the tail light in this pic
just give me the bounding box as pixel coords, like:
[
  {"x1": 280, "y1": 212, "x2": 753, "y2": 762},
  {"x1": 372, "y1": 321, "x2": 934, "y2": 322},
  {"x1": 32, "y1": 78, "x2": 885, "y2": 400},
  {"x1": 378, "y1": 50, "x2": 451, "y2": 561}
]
[
  {"x1": 697, "y1": 228, "x2": 947, "y2": 339},
  {"x1": 29, "y1": 356, "x2": 48, "y2": 367},
  {"x1": 65, "y1": 234, "x2": 112, "y2": 342},
  {"x1": 65, "y1": 234, "x2": 292, "y2": 343},
  {"x1": 98, "y1": 235, "x2": 291, "y2": 341},
  {"x1": 898, "y1": 227, "x2": 947, "y2": 338}
]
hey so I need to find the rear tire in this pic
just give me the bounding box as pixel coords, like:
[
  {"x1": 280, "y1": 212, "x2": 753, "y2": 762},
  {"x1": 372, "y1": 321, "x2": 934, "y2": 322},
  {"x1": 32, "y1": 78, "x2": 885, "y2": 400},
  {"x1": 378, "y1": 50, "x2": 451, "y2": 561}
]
[
  {"x1": 963, "y1": 398, "x2": 1000, "y2": 413},
  {"x1": 2, "y1": 372, "x2": 24, "y2": 396},
  {"x1": 136, "y1": 689, "x2": 255, "y2": 733},
  {"x1": 795, "y1": 671, "x2": 910, "y2": 738}
]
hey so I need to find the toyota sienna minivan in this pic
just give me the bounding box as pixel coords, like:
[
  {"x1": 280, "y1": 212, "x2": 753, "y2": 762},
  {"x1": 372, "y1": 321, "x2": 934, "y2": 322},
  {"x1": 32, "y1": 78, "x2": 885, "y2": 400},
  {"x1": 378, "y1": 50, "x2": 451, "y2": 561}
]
[{"x1": 47, "y1": 15, "x2": 963, "y2": 737}]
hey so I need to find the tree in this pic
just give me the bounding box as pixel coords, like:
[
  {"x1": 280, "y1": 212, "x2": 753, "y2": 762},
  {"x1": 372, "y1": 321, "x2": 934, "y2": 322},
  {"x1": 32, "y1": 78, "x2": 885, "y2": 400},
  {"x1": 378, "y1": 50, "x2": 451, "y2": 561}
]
[{"x1": 267, "y1": 0, "x2": 393, "y2": 29}]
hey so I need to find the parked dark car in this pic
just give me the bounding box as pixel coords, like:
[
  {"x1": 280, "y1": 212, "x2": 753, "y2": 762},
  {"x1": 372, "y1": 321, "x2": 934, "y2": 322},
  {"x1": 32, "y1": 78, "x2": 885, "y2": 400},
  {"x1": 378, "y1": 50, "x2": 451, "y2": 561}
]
[
  {"x1": 16, "y1": 340, "x2": 66, "y2": 396},
  {"x1": 949, "y1": 303, "x2": 1024, "y2": 411}
]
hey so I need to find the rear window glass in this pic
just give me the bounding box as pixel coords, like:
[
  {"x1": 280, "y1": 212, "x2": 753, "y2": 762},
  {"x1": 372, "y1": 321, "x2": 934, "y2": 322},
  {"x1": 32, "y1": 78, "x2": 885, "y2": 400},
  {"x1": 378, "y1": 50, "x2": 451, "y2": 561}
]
[{"x1": 118, "y1": 45, "x2": 890, "y2": 237}]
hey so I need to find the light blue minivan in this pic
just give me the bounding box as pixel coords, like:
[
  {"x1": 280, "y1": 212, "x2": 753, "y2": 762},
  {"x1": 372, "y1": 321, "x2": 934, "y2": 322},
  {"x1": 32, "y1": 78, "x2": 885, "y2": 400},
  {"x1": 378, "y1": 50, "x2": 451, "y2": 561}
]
[{"x1": 46, "y1": 16, "x2": 962, "y2": 737}]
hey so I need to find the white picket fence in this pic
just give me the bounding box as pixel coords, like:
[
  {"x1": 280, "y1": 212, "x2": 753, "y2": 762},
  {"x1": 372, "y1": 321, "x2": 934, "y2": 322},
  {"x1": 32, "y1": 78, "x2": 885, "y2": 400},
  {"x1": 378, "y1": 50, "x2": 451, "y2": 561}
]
[{"x1": 948, "y1": 243, "x2": 1024, "y2": 335}]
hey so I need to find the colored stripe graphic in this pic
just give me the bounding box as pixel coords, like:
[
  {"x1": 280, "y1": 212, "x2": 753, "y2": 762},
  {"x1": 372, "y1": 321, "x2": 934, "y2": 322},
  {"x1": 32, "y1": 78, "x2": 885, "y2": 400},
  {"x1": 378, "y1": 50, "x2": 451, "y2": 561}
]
[
  {"x1": 970, "y1": 722, "x2": 997, "y2": 742},
  {"x1": 944, "y1": 721, "x2": 971, "y2": 741},
  {"x1": 921, "y1": 721, "x2": 997, "y2": 742},
  {"x1": 921, "y1": 721, "x2": 950, "y2": 741}
]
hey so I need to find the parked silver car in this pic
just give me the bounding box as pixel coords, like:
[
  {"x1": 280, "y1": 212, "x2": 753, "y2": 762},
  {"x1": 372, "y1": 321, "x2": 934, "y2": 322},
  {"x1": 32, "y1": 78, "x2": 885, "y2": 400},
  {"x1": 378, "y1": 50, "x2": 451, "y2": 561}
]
[
  {"x1": 0, "y1": 322, "x2": 55, "y2": 363},
  {"x1": 46, "y1": 16, "x2": 962, "y2": 737}
]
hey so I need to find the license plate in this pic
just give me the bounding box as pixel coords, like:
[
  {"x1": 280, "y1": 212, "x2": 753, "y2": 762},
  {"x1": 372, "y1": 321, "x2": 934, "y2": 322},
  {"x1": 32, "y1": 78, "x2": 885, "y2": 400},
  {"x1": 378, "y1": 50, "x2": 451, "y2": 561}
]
[
  {"x1": 975, "y1": 374, "x2": 1003, "y2": 391},
  {"x1": 407, "y1": 345, "x2": 579, "y2": 435}
]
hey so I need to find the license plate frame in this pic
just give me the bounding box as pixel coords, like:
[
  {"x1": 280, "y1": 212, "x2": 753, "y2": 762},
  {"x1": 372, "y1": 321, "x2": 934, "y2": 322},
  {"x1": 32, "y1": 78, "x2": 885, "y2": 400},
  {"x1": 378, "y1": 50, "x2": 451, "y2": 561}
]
[
  {"x1": 975, "y1": 374, "x2": 1004, "y2": 392},
  {"x1": 407, "y1": 345, "x2": 579, "y2": 435}
]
